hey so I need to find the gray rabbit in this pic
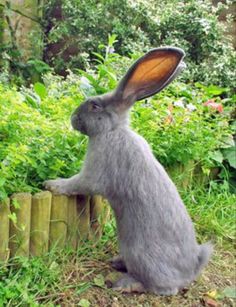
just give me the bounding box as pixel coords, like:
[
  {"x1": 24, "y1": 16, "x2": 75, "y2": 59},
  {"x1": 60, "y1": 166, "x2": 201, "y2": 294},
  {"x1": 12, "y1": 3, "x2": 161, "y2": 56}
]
[{"x1": 44, "y1": 47, "x2": 213, "y2": 295}]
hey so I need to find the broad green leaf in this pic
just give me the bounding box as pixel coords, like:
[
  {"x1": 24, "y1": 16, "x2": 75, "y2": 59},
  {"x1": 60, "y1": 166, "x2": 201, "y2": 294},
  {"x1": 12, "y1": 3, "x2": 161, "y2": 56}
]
[
  {"x1": 209, "y1": 151, "x2": 224, "y2": 164},
  {"x1": 223, "y1": 147, "x2": 236, "y2": 168},
  {"x1": 93, "y1": 274, "x2": 105, "y2": 287},
  {"x1": 206, "y1": 85, "x2": 229, "y2": 96},
  {"x1": 220, "y1": 136, "x2": 235, "y2": 148},
  {"x1": 222, "y1": 287, "x2": 236, "y2": 299},
  {"x1": 34, "y1": 82, "x2": 47, "y2": 100}
]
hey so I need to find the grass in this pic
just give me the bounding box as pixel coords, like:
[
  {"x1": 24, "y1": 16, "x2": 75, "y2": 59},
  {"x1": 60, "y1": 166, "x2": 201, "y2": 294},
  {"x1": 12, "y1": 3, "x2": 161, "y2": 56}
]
[{"x1": 0, "y1": 185, "x2": 235, "y2": 307}]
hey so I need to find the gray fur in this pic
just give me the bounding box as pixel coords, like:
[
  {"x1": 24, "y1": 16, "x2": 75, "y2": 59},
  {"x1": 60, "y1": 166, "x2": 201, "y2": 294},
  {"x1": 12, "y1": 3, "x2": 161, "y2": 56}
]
[{"x1": 44, "y1": 47, "x2": 213, "y2": 295}]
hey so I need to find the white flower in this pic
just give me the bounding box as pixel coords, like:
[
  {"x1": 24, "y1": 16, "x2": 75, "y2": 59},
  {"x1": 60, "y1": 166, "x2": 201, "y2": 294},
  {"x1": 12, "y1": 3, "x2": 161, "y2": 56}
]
[
  {"x1": 186, "y1": 103, "x2": 197, "y2": 111},
  {"x1": 108, "y1": 46, "x2": 115, "y2": 54},
  {"x1": 173, "y1": 100, "x2": 185, "y2": 108}
]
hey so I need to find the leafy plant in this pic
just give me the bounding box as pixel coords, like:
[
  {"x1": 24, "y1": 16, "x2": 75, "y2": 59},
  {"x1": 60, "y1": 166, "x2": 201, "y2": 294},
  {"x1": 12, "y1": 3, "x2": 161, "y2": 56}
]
[
  {"x1": 42, "y1": 0, "x2": 235, "y2": 89},
  {"x1": 132, "y1": 82, "x2": 232, "y2": 168},
  {"x1": 0, "y1": 82, "x2": 86, "y2": 199},
  {"x1": 0, "y1": 256, "x2": 61, "y2": 305},
  {"x1": 0, "y1": 39, "x2": 234, "y2": 200}
]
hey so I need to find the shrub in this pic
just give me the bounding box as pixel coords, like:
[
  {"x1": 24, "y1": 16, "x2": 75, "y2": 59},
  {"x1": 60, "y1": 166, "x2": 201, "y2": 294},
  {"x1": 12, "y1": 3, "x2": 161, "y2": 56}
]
[
  {"x1": 0, "y1": 82, "x2": 86, "y2": 199},
  {"x1": 132, "y1": 82, "x2": 233, "y2": 167},
  {"x1": 42, "y1": 0, "x2": 235, "y2": 89},
  {"x1": 0, "y1": 61, "x2": 233, "y2": 199}
]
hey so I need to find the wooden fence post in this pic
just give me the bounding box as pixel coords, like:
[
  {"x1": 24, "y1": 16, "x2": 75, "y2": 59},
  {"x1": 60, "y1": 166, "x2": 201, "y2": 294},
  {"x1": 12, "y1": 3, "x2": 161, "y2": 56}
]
[
  {"x1": 90, "y1": 196, "x2": 110, "y2": 240},
  {"x1": 9, "y1": 193, "x2": 32, "y2": 258},
  {"x1": 67, "y1": 196, "x2": 78, "y2": 249},
  {"x1": 3, "y1": 191, "x2": 110, "y2": 260},
  {"x1": 0, "y1": 198, "x2": 10, "y2": 262},
  {"x1": 49, "y1": 194, "x2": 68, "y2": 250},
  {"x1": 30, "y1": 191, "x2": 52, "y2": 256},
  {"x1": 76, "y1": 195, "x2": 90, "y2": 241}
]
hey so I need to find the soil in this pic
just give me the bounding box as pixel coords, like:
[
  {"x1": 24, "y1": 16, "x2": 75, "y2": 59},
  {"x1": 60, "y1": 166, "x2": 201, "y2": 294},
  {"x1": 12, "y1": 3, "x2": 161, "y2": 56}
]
[{"x1": 39, "y1": 245, "x2": 235, "y2": 307}]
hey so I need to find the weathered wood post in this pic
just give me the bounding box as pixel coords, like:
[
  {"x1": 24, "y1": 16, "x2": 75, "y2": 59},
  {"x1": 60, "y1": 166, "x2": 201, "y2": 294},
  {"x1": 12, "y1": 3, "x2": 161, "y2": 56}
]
[
  {"x1": 76, "y1": 195, "x2": 90, "y2": 241},
  {"x1": 90, "y1": 196, "x2": 110, "y2": 240},
  {"x1": 9, "y1": 193, "x2": 32, "y2": 258},
  {"x1": 49, "y1": 194, "x2": 68, "y2": 250},
  {"x1": 30, "y1": 191, "x2": 52, "y2": 256},
  {"x1": 67, "y1": 196, "x2": 78, "y2": 249},
  {"x1": 0, "y1": 198, "x2": 10, "y2": 262}
]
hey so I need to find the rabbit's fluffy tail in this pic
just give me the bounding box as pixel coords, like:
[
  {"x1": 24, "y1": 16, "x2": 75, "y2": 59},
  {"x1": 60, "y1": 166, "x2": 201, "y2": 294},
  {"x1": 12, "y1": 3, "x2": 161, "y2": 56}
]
[{"x1": 195, "y1": 242, "x2": 213, "y2": 277}]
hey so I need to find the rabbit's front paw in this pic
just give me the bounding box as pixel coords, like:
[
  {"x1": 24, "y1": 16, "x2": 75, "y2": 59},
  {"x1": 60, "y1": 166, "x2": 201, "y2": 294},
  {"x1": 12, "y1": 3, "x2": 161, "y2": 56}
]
[{"x1": 44, "y1": 179, "x2": 68, "y2": 195}]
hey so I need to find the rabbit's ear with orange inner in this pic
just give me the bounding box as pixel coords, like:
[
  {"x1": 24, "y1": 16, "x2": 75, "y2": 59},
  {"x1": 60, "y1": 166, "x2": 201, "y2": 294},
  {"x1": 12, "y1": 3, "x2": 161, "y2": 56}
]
[{"x1": 115, "y1": 47, "x2": 185, "y2": 111}]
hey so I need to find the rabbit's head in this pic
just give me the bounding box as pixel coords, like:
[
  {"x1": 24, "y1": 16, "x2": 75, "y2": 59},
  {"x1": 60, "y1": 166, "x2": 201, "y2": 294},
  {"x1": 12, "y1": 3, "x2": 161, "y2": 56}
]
[{"x1": 71, "y1": 47, "x2": 185, "y2": 136}]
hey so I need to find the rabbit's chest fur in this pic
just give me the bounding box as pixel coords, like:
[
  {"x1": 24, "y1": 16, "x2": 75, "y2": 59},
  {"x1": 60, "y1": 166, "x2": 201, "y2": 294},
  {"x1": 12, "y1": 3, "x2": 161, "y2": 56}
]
[{"x1": 86, "y1": 127, "x2": 196, "y2": 247}]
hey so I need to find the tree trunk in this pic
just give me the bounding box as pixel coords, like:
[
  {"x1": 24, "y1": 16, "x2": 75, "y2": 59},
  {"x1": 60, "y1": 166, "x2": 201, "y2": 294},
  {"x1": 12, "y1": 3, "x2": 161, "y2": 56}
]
[{"x1": 2, "y1": 0, "x2": 43, "y2": 60}]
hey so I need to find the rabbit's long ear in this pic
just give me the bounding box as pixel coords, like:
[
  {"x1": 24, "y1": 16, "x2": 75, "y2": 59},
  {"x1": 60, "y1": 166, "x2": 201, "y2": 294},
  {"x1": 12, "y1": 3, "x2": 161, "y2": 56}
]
[{"x1": 114, "y1": 47, "x2": 185, "y2": 110}]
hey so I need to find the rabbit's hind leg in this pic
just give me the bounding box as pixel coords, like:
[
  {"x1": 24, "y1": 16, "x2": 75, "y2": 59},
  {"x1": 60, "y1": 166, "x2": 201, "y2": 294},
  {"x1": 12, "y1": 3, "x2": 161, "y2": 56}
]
[
  {"x1": 109, "y1": 255, "x2": 127, "y2": 272},
  {"x1": 112, "y1": 274, "x2": 146, "y2": 293}
]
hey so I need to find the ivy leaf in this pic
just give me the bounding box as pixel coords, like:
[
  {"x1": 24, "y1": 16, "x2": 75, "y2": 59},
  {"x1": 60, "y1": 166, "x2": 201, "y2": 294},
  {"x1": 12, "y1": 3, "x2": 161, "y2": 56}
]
[
  {"x1": 222, "y1": 147, "x2": 236, "y2": 168},
  {"x1": 78, "y1": 299, "x2": 90, "y2": 307},
  {"x1": 209, "y1": 151, "x2": 224, "y2": 164},
  {"x1": 220, "y1": 136, "x2": 235, "y2": 148},
  {"x1": 93, "y1": 274, "x2": 105, "y2": 287},
  {"x1": 222, "y1": 287, "x2": 236, "y2": 299}
]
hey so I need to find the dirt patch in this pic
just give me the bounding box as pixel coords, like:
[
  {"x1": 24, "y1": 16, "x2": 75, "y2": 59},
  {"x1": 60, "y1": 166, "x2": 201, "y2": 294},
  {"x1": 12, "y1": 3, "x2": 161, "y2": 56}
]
[{"x1": 40, "y1": 244, "x2": 235, "y2": 307}]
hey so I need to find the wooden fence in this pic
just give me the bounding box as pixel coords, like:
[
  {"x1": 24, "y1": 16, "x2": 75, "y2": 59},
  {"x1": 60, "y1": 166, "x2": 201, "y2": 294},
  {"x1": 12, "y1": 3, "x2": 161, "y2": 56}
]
[
  {"x1": 0, "y1": 161, "x2": 215, "y2": 263},
  {"x1": 0, "y1": 192, "x2": 110, "y2": 262}
]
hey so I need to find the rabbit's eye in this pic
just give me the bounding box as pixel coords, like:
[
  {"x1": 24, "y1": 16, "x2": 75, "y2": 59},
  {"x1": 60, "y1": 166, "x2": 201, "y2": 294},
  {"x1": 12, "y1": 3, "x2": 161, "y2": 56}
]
[{"x1": 90, "y1": 102, "x2": 102, "y2": 112}]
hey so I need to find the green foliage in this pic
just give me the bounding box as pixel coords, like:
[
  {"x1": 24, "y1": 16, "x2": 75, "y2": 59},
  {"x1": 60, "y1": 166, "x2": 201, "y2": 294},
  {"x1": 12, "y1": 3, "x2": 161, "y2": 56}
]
[
  {"x1": 132, "y1": 82, "x2": 233, "y2": 167},
  {"x1": 183, "y1": 183, "x2": 236, "y2": 242},
  {"x1": 43, "y1": 0, "x2": 150, "y2": 72},
  {"x1": 0, "y1": 0, "x2": 49, "y2": 85},
  {"x1": 0, "y1": 69, "x2": 233, "y2": 200},
  {"x1": 0, "y1": 38, "x2": 234, "y2": 199},
  {"x1": 148, "y1": 0, "x2": 236, "y2": 89},
  {"x1": 0, "y1": 256, "x2": 61, "y2": 305},
  {"x1": 0, "y1": 82, "x2": 87, "y2": 199},
  {"x1": 0, "y1": 0, "x2": 235, "y2": 89},
  {"x1": 79, "y1": 34, "x2": 133, "y2": 95},
  {"x1": 42, "y1": 0, "x2": 235, "y2": 89}
]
